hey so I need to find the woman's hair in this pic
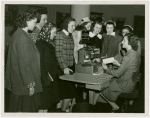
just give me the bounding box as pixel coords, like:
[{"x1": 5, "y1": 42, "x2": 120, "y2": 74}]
[
  {"x1": 61, "y1": 17, "x2": 76, "y2": 31},
  {"x1": 122, "y1": 25, "x2": 133, "y2": 33},
  {"x1": 38, "y1": 22, "x2": 56, "y2": 41},
  {"x1": 36, "y1": 8, "x2": 48, "y2": 22},
  {"x1": 105, "y1": 21, "x2": 116, "y2": 31},
  {"x1": 124, "y1": 33, "x2": 139, "y2": 51},
  {"x1": 91, "y1": 21, "x2": 103, "y2": 33},
  {"x1": 16, "y1": 9, "x2": 40, "y2": 28},
  {"x1": 75, "y1": 21, "x2": 91, "y2": 31}
]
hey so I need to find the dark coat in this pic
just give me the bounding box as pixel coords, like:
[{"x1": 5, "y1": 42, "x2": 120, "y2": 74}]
[
  {"x1": 36, "y1": 40, "x2": 62, "y2": 105},
  {"x1": 36, "y1": 40, "x2": 62, "y2": 86},
  {"x1": 89, "y1": 35, "x2": 104, "y2": 51},
  {"x1": 101, "y1": 33, "x2": 122, "y2": 58},
  {"x1": 5, "y1": 28, "x2": 42, "y2": 95}
]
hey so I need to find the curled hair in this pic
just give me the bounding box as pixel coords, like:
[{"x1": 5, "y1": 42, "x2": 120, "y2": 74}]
[
  {"x1": 124, "y1": 33, "x2": 139, "y2": 51},
  {"x1": 61, "y1": 17, "x2": 76, "y2": 31},
  {"x1": 38, "y1": 22, "x2": 56, "y2": 41},
  {"x1": 91, "y1": 21, "x2": 103, "y2": 33},
  {"x1": 122, "y1": 25, "x2": 133, "y2": 33},
  {"x1": 16, "y1": 9, "x2": 39, "y2": 28}
]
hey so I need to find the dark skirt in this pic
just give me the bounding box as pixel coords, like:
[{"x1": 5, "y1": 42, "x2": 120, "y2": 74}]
[
  {"x1": 58, "y1": 65, "x2": 78, "y2": 100},
  {"x1": 40, "y1": 75, "x2": 59, "y2": 109},
  {"x1": 8, "y1": 92, "x2": 41, "y2": 112}
]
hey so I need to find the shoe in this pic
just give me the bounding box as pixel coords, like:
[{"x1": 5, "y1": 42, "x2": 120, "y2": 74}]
[{"x1": 110, "y1": 109, "x2": 121, "y2": 113}]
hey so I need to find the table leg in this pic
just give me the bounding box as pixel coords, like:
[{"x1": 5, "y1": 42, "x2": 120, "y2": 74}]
[{"x1": 89, "y1": 90, "x2": 94, "y2": 105}]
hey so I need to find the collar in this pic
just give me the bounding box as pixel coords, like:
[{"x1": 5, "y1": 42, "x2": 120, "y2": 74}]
[
  {"x1": 62, "y1": 29, "x2": 69, "y2": 36},
  {"x1": 107, "y1": 32, "x2": 115, "y2": 36}
]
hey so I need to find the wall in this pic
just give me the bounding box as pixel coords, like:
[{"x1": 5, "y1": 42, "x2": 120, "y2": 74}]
[
  {"x1": 5, "y1": 5, "x2": 145, "y2": 51},
  {"x1": 91, "y1": 5, "x2": 145, "y2": 27},
  {"x1": 90, "y1": 5, "x2": 145, "y2": 52}
]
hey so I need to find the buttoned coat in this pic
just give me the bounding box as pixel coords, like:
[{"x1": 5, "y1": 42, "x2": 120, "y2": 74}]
[{"x1": 5, "y1": 28, "x2": 42, "y2": 95}]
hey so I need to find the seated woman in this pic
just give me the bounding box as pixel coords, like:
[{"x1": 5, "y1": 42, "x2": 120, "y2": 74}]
[
  {"x1": 96, "y1": 33, "x2": 141, "y2": 111},
  {"x1": 122, "y1": 25, "x2": 141, "y2": 55},
  {"x1": 36, "y1": 23, "x2": 61, "y2": 112}
]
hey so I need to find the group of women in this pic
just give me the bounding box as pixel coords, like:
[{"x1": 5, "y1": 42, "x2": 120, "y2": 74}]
[{"x1": 5, "y1": 8, "x2": 141, "y2": 113}]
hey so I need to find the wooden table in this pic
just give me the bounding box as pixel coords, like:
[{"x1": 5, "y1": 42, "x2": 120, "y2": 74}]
[{"x1": 60, "y1": 66, "x2": 113, "y2": 91}]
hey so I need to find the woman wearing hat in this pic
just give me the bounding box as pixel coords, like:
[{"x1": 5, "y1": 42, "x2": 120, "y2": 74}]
[
  {"x1": 73, "y1": 17, "x2": 92, "y2": 102},
  {"x1": 73, "y1": 17, "x2": 92, "y2": 64},
  {"x1": 54, "y1": 17, "x2": 77, "y2": 112},
  {"x1": 36, "y1": 23, "x2": 61, "y2": 112},
  {"x1": 101, "y1": 20, "x2": 122, "y2": 58},
  {"x1": 122, "y1": 25, "x2": 141, "y2": 55}
]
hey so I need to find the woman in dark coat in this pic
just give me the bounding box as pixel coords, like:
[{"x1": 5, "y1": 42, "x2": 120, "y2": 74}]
[
  {"x1": 36, "y1": 23, "x2": 61, "y2": 112},
  {"x1": 88, "y1": 21, "x2": 104, "y2": 105},
  {"x1": 5, "y1": 9, "x2": 42, "y2": 112},
  {"x1": 89, "y1": 21, "x2": 104, "y2": 51},
  {"x1": 101, "y1": 21, "x2": 122, "y2": 58}
]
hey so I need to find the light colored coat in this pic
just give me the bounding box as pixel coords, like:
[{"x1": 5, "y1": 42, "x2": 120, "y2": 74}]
[{"x1": 102, "y1": 49, "x2": 141, "y2": 101}]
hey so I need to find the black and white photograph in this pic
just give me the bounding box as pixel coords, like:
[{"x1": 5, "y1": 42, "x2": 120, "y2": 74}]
[{"x1": 1, "y1": 1, "x2": 148, "y2": 117}]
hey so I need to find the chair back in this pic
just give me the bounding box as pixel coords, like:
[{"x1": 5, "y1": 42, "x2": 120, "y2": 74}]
[{"x1": 132, "y1": 72, "x2": 141, "y2": 84}]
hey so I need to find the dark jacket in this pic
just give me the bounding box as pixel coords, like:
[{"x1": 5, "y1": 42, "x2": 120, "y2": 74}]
[
  {"x1": 36, "y1": 40, "x2": 62, "y2": 87},
  {"x1": 5, "y1": 28, "x2": 42, "y2": 95},
  {"x1": 89, "y1": 35, "x2": 104, "y2": 51},
  {"x1": 101, "y1": 33, "x2": 122, "y2": 58}
]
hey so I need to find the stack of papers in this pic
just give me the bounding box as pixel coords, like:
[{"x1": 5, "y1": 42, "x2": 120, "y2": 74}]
[{"x1": 103, "y1": 57, "x2": 114, "y2": 64}]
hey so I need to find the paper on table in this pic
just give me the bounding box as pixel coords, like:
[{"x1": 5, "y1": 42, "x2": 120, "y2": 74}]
[{"x1": 103, "y1": 57, "x2": 114, "y2": 64}]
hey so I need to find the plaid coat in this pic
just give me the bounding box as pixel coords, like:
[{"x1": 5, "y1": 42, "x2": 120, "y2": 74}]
[{"x1": 54, "y1": 31, "x2": 75, "y2": 70}]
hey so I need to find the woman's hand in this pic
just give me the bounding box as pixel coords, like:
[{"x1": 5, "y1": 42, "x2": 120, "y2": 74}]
[
  {"x1": 112, "y1": 60, "x2": 121, "y2": 67},
  {"x1": 28, "y1": 82, "x2": 35, "y2": 96},
  {"x1": 64, "y1": 68, "x2": 73, "y2": 75},
  {"x1": 102, "y1": 63, "x2": 108, "y2": 70}
]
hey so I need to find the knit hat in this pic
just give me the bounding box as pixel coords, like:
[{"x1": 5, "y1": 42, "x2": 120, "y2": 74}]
[{"x1": 104, "y1": 20, "x2": 116, "y2": 27}]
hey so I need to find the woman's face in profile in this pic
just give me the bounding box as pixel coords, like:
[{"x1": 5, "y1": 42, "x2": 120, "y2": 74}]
[
  {"x1": 39, "y1": 14, "x2": 48, "y2": 28},
  {"x1": 50, "y1": 27, "x2": 56, "y2": 40},
  {"x1": 122, "y1": 36, "x2": 129, "y2": 49},
  {"x1": 93, "y1": 23, "x2": 102, "y2": 35},
  {"x1": 68, "y1": 21, "x2": 76, "y2": 33},
  {"x1": 27, "y1": 18, "x2": 37, "y2": 31},
  {"x1": 122, "y1": 29, "x2": 129, "y2": 37},
  {"x1": 85, "y1": 22, "x2": 92, "y2": 31}
]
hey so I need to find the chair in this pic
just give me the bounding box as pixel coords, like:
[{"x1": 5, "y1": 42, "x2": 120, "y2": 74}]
[{"x1": 118, "y1": 72, "x2": 141, "y2": 112}]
